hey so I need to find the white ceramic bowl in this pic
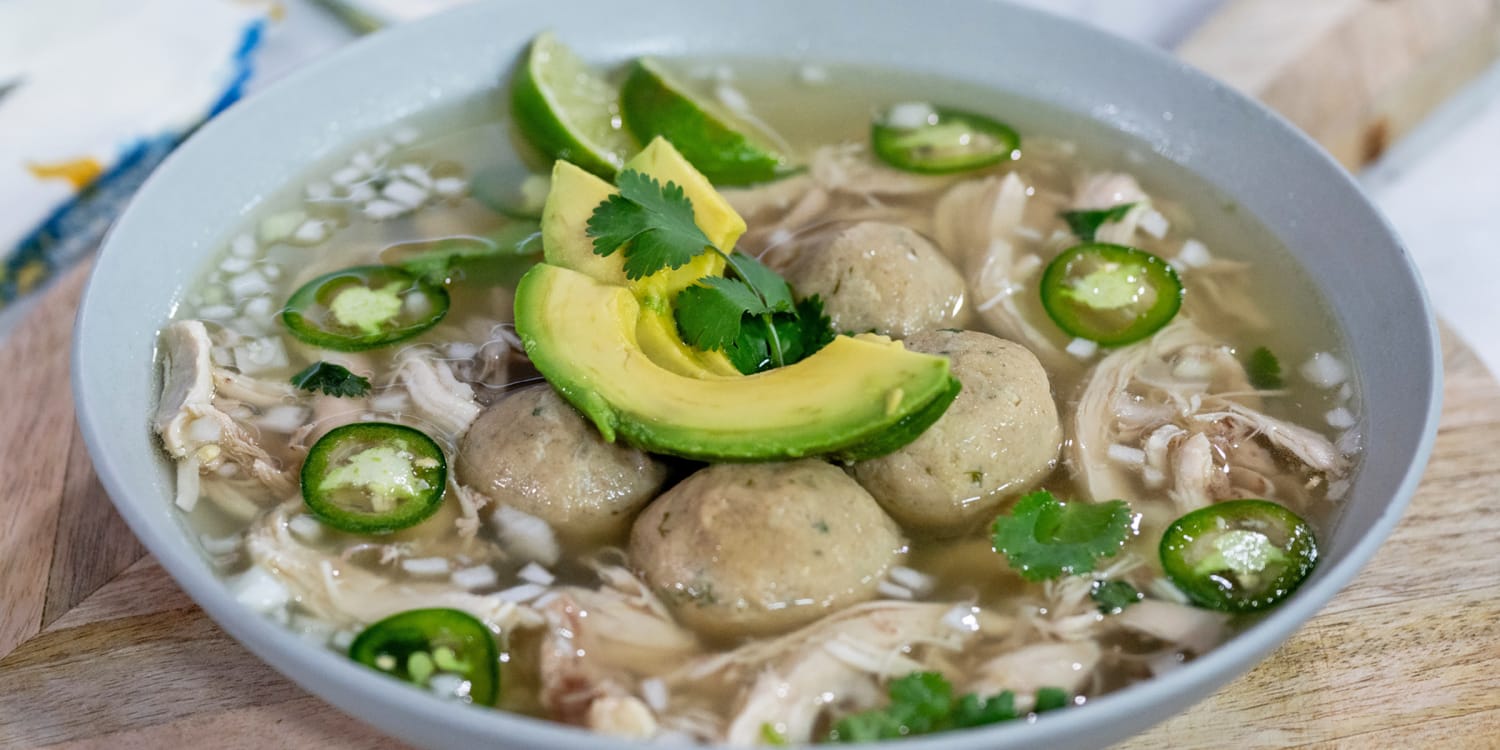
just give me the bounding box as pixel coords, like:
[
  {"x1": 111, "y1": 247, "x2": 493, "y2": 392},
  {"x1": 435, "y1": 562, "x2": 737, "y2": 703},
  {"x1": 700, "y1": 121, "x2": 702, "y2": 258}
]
[{"x1": 72, "y1": 1, "x2": 1442, "y2": 747}]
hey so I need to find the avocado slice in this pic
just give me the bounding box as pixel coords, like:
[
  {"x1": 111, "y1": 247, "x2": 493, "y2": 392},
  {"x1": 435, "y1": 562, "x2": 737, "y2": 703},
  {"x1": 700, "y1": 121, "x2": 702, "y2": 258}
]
[
  {"x1": 515, "y1": 263, "x2": 959, "y2": 461},
  {"x1": 542, "y1": 139, "x2": 742, "y2": 377}
]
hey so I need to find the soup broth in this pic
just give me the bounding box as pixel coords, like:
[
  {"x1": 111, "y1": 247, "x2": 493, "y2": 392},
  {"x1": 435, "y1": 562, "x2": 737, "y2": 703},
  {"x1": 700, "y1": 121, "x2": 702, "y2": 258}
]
[{"x1": 157, "y1": 57, "x2": 1361, "y2": 743}]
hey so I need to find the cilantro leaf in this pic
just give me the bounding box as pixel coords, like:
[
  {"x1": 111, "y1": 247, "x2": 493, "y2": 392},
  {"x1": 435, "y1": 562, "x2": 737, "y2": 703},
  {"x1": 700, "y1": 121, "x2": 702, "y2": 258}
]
[
  {"x1": 826, "y1": 672, "x2": 1070, "y2": 743},
  {"x1": 727, "y1": 250, "x2": 794, "y2": 313},
  {"x1": 717, "y1": 294, "x2": 838, "y2": 375},
  {"x1": 791, "y1": 294, "x2": 836, "y2": 358},
  {"x1": 1090, "y1": 579, "x2": 1142, "y2": 615},
  {"x1": 990, "y1": 490, "x2": 1132, "y2": 581},
  {"x1": 1246, "y1": 346, "x2": 1283, "y2": 390},
  {"x1": 289, "y1": 361, "x2": 370, "y2": 398},
  {"x1": 1060, "y1": 202, "x2": 1136, "y2": 242},
  {"x1": 676, "y1": 277, "x2": 768, "y2": 352},
  {"x1": 951, "y1": 691, "x2": 1017, "y2": 728},
  {"x1": 1034, "y1": 687, "x2": 1070, "y2": 713},
  {"x1": 727, "y1": 316, "x2": 773, "y2": 374},
  {"x1": 585, "y1": 170, "x2": 715, "y2": 279}
]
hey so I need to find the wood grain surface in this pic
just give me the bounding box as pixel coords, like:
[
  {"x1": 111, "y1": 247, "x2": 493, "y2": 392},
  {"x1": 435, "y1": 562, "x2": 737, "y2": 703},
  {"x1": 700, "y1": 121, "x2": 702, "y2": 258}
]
[
  {"x1": 0, "y1": 257, "x2": 1497, "y2": 749},
  {"x1": 1179, "y1": 0, "x2": 1500, "y2": 170}
]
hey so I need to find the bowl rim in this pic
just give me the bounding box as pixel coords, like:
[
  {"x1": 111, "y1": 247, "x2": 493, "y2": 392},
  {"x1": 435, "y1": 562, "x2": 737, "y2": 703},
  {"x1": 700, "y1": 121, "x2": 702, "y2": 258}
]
[{"x1": 71, "y1": 1, "x2": 1444, "y2": 747}]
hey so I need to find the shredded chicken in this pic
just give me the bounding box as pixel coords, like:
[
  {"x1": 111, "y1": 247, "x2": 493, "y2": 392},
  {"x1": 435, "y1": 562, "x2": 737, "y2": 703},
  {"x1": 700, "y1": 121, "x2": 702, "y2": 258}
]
[
  {"x1": 536, "y1": 567, "x2": 702, "y2": 731},
  {"x1": 1072, "y1": 172, "x2": 1148, "y2": 245},
  {"x1": 394, "y1": 346, "x2": 482, "y2": 438},
  {"x1": 932, "y1": 173, "x2": 1076, "y2": 371},
  {"x1": 1072, "y1": 319, "x2": 1349, "y2": 511},
  {"x1": 245, "y1": 502, "x2": 525, "y2": 630},
  {"x1": 965, "y1": 641, "x2": 1101, "y2": 706},
  {"x1": 661, "y1": 601, "x2": 975, "y2": 745},
  {"x1": 155, "y1": 320, "x2": 295, "y2": 506},
  {"x1": 1113, "y1": 599, "x2": 1229, "y2": 655}
]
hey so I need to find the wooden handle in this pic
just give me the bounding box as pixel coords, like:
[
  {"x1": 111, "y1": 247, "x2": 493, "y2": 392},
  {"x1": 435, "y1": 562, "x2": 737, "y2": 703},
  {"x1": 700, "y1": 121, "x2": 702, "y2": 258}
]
[{"x1": 1177, "y1": 0, "x2": 1500, "y2": 169}]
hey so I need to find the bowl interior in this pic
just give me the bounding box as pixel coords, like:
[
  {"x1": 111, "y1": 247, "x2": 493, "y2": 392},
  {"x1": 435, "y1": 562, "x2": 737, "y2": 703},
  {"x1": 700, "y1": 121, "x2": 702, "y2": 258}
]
[{"x1": 72, "y1": 1, "x2": 1441, "y2": 748}]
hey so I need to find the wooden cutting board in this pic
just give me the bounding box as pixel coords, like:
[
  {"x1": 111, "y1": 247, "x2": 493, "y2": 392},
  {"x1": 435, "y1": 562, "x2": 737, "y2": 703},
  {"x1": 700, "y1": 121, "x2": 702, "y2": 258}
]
[
  {"x1": 4, "y1": 1, "x2": 1500, "y2": 746},
  {"x1": 2, "y1": 267, "x2": 1499, "y2": 749}
]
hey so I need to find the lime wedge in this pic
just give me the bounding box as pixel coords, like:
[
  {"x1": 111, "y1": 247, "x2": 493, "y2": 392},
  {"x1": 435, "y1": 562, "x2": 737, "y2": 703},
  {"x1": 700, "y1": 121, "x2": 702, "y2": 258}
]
[
  {"x1": 510, "y1": 32, "x2": 634, "y2": 179},
  {"x1": 619, "y1": 58, "x2": 791, "y2": 186}
]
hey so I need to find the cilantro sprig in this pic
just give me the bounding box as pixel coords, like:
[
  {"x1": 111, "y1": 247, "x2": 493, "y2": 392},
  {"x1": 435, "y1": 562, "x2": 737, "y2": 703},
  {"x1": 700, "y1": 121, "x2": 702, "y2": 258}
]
[
  {"x1": 990, "y1": 490, "x2": 1133, "y2": 581},
  {"x1": 1060, "y1": 202, "x2": 1136, "y2": 242},
  {"x1": 826, "y1": 672, "x2": 1069, "y2": 743},
  {"x1": 1246, "y1": 346, "x2": 1283, "y2": 390},
  {"x1": 1090, "y1": 579, "x2": 1143, "y2": 614},
  {"x1": 586, "y1": 169, "x2": 835, "y2": 373},
  {"x1": 290, "y1": 361, "x2": 371, "y2": 398}
]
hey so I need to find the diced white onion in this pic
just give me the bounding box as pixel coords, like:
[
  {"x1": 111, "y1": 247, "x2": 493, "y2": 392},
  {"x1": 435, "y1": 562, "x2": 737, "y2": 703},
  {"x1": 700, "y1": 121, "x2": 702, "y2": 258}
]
[
  {"x1": 382, "y1": 179, "x2": 429, "y2": 209},
  {"x1": 242, "y1": 295, "x2": 274, "y2": 322},
  {"x1": 346, "y1": 183, "x2": 377, "y2": 203},
  {"x1": 350, "y1": 150, "x2": 376, "y2": 172},
  {"x1": 198, "y1": 303, "x2": 232, "y2": 321},
  {"x1": 1013, "y1": 225, "x2": 1044, "y2": 241},
  {"x1": 226, "y1": 270, "x2": 271, "y2": 301},
  {"x1": 232, "y1": 337, "x2": 288, "y2": 375},
  {"x1": 446, "y1": 342, "x2": 479, "y2": 360},
  {"x1": 888, "y1": 565, "x2": 934, "y2": 595},
  {"x1": 885, "y1": 101, "x2": 937, "y2": 129},
  {"x1": 1107, "y1": 444, "x2": 1146, "y2": 465},
  {"x1": 401, "y1": 557, "x2": 451, "y2": 576},
  {"x1": 370, "y1": 140, "x2": 394, "y2": 160},
  {"x1": 1177, "y1": 238, "x2": 1212, "y2": 268},
  {"x1": 493, "y1": 505, "x2": 560, "y2": 566},
  {"x1": 1066, "y1": 338, "x2": 1098, "y2": 359},
  {"x1": 451, "y1": 564, "x2": 499, "y2": 590},
  {"x1": 369, "y1": 391, "x2": 410, "y2": 413},
  {"x1": 432, "y1": 176, "x2": 468, "y2": 198},
  {"x1": 290, "y1": 219, "x2": 330, "y2": 246},
  {"x1": 288, "y1": 514, "x2": 324, "y2": 542},
  {"x1": 220, "y1": 255, "x2": 253, "y2": 274},
  {"x1": 494, "y1": 582, "x2": 548, "y2": 603},
  {"x1": 214, "y1": 463, "x2": 239, "y2": 478},
  {"x1": 1325, "y1": 407, "x2": 1357, "y2": 429},
  {"x1": 428, "y1": 673, "x2": 468, "y2": 699},
  {"x1": 397, "y1": 163, "x2": 434, "y2": 189},
  {"x1": 517, "y1": 561, "x2": 555, "y2": 586},
  {"x1": 876, "y1": 580, "x2": 914, "y2": 600},
  {"x1": 230, "y1": 233, "x2": 257, "y2": 257},
  {"x1": 1139, "y1": 209, "x2": 1170, "y2": 239},
  {"x1": 363, "y1": 199, "x2": 408, "y2": 221},
  {"x1": 640, "y1": 678, "x2": 669, "y2": 712},
  {"x1": 331, "y1": 630, "x2": 356, "y2": 650},
  {"x1": 941, "y1": 604, "x2": 981, "y2": 633},
  {"x1": 1300, "y1": 352, "x2": 1349, "y2": 389},
  {"x1": 258, "y1": 404, "x2": 309, "y2": 434},
  {"x1": 229, "y1": 565, "x2": 291, "y2": 614},
  {"x1": 1337, "y1": 383, "x2": 1353, "y2": 402},
  {"x1": 257, "y1": 210, "x2": 308, "y2": 245}
]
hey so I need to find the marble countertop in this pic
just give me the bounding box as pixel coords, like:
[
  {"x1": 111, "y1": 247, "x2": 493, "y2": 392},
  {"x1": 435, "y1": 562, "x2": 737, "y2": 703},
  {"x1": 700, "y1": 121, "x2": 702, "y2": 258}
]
[{"x1": 247, "y1": 0, "x2": 1500, "y2": 378}]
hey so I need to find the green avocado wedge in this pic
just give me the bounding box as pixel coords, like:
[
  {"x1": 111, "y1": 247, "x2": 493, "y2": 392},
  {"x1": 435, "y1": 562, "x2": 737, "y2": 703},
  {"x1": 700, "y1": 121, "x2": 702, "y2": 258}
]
[{"x1": 514, "y1": 263, "x2": 957, "y2": 461}]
